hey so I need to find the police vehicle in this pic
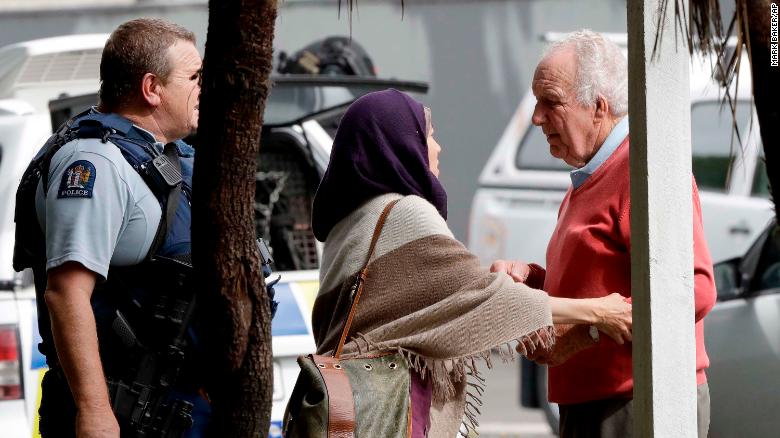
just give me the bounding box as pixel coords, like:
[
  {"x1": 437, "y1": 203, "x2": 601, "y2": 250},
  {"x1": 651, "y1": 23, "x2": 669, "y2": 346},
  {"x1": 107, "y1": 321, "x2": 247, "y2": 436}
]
[{"x1": 0, "y1": 34, "x2": 427, "y2": 437}]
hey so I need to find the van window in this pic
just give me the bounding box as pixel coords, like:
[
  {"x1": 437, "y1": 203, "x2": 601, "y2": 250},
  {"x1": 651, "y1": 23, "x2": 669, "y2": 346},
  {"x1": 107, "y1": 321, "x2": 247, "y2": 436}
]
[
  {"x1": 752, "y1": 149, "x2": 770, "y2": 198},
  {"x1": 691, "y1": 101, "x2": 750, "y2": 191},
  {"x1": 255, "y1": 131, "x2": 320, "y2": 271},
  {"x1": 514, "y1": 124, "x2": 571, "y2": 171}
]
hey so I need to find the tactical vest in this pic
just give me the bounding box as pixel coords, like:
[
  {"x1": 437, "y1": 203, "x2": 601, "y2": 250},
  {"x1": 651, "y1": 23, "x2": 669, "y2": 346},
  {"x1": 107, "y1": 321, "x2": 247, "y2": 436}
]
[{"x1": 13, "y1": 108, "x2": 196, "y2": 372}]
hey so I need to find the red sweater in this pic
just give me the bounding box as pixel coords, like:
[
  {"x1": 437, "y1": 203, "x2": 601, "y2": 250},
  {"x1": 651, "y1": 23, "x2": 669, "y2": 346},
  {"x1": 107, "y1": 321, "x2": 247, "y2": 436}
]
[{"x1": 543, "y1": 137, "x2": 717, "y2": 405}]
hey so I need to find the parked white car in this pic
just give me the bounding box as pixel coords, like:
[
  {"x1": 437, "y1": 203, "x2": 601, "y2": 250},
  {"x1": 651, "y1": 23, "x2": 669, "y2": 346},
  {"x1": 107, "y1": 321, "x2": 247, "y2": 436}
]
[
  {"x1": 0, "y1": 34, "x2": 427, "y2": 437},
  {"x1": 467, "y1": 33, "x2": 775, "y2": 434},
  {"x1": 707, "y1": 220, "x2": 780, "y2": 437}
]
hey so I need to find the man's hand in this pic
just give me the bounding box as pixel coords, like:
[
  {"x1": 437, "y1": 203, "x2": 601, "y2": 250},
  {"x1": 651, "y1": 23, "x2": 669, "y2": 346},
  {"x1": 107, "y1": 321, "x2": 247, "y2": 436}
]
[
  {"x1": 517, "y1": 333, "x2": 556, "y2": 362},
  {"x1": 76, "y1": 406, "x2": 120, "y2": 438},
  {"x1": 516, "y1": 325, "x2": 595, "y2": 367},
  {"x1": 490, "y1": 259, "x2": 531, "y2": 283},
  {"x1": 592, "y1": 293, "x2": 632, "y2": 344},
  {"x1": 516, "y1": 334, "x2": 549, "y2": 359}
]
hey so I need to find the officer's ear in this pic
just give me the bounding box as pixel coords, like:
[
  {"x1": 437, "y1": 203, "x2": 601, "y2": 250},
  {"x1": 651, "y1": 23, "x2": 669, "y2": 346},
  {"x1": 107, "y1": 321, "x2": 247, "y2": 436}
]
[{"x1": 140, "y1": 72, "x2": 163, "y2": 108}]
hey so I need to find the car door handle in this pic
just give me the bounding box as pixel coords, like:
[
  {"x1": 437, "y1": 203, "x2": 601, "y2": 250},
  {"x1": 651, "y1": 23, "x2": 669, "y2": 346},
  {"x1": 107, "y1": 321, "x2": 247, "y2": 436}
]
[{"x1": 729, "y1": 224, "x2": 751, "y2": 235}]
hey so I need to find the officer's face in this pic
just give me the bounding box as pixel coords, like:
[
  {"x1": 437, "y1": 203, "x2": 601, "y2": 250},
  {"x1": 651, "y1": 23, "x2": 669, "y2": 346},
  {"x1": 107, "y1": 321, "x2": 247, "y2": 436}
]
[{"x1": 157, "y1": 40, "x2": 202, "y2": 141}]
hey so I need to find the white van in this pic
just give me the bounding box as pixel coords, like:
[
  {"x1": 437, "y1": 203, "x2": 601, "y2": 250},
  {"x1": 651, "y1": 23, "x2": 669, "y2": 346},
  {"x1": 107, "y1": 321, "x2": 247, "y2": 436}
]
[
  {"x1": 467, "y1": 33, "x2": 775, "y2": 434},
  {"x1": 0, "y1": 34, "x2": 427, "y2": 437}
]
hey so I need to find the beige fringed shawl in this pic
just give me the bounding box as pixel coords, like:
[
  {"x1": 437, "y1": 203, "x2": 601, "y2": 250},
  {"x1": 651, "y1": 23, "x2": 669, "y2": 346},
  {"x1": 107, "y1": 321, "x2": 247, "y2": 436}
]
[{"x1": 312, "y1": 193, "x2": 554, "y2": 436}]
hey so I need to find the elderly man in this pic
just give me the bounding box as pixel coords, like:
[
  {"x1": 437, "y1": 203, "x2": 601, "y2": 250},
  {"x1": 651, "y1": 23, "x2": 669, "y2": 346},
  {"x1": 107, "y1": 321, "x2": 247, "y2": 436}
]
[
  {"x1": 14, "y1": 18, "x2": 205, "y2": 437},
  {"x1": 492, "y1": 30, "x2": 716, "y2": 438}
]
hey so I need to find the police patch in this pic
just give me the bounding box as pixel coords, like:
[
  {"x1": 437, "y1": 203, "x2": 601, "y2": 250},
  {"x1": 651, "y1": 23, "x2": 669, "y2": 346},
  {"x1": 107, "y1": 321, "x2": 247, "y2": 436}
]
[{"x1": 57, "y1": 160, "x2": 96, "y2": 199}]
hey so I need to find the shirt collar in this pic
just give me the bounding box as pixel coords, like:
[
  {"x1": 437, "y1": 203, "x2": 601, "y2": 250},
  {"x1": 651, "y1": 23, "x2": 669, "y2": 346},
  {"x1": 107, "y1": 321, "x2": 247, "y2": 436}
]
[
  {"x1": 570, "y1": 116, "x2": 629, "y2": 189},
  {"x1": 92, "y1": 107, "x2": 192, "y2": 156},
  {"x1": 132, "y1": 125, "x2": 165, "y2": 154},
  {"x1": 132, "y1": 125, "x2": 196, "y2": 157},
  {"x1": 91, "y1": 106, "x2": 165, "y2": 153}
]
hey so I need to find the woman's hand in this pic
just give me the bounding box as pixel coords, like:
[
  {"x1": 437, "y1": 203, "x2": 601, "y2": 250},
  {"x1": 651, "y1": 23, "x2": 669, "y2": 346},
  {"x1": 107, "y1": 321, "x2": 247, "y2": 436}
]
[
  {"x1": 593, "y1": 293, "x2": 632, "y2": 344},
  {"x1": 490, "y1": 259, "x2": 531, "y2": 283}
]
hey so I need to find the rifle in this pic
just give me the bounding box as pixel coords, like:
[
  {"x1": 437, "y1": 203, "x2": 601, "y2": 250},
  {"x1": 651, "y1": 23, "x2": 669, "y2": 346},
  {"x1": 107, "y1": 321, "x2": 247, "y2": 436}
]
[
  {"x1": 106, "y1": 240, "x2": 279, "y2": 437},
  {"x1": 107, "y1": 256, "x2": 197, "y2": 438}
]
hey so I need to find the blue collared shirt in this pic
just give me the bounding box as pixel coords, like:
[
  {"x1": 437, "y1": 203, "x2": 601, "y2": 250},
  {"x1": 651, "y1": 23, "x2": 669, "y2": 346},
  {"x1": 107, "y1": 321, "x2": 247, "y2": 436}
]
[
  {"x1": 133, "y1": 125, "x2": 166, "y2": 154},
  {"x1": 570, "y1": 116, "x2": 629, "y2": 189},
  {"x1": 134, "y1": 124, "x2": 196, "y2": 157},
  {"x1": 92, "y1": 107, "x2": 167, "y2": 154}
]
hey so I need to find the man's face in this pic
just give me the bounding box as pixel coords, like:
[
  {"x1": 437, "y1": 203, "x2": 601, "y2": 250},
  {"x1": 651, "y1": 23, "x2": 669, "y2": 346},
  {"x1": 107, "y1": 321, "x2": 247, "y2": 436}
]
[
  {"x1": 157, "y1": 40, "x2": 202, "y2": 141},
  {"x1": 531, "y1": 48, "x2": 600, "y2": 168}
]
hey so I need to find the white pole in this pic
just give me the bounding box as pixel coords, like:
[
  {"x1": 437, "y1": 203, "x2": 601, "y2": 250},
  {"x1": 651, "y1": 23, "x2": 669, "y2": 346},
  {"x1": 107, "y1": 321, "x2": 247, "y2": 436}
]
[{"x1": 627, "y1": 0, "x2": 698, "y2": 436}]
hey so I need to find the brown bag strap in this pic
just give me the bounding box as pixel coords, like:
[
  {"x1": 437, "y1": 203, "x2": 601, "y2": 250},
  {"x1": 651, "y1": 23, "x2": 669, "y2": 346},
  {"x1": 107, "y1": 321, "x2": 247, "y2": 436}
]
[
  {"x1": 334, "y1": 199, "x2": 400, "y2": 358},
  {"x1": 311, "y1": 355, "x2": 356, "y2": 438}
]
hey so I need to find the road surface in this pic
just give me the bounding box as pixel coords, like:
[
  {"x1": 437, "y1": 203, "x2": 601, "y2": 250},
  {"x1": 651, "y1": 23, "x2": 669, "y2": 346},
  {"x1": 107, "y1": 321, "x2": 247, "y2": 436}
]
[{"x1": 476, "y1": 353, "x2": 556, "y2": 438}]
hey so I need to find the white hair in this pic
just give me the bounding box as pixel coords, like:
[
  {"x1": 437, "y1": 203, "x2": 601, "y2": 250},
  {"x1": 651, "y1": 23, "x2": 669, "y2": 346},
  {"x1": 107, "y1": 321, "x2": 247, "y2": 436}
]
[{"x1": 545, "y1": 29, "x2": 628, "y2": 117}]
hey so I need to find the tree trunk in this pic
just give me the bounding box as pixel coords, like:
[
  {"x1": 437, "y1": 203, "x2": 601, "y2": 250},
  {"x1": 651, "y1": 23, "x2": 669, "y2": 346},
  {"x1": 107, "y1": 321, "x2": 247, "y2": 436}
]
[
  {"x1": 745, "y1": 0, "x2": 780, "y2": 222},
  {"x1": 192, "y1": 0, "x2": 278, "y2": 435}
]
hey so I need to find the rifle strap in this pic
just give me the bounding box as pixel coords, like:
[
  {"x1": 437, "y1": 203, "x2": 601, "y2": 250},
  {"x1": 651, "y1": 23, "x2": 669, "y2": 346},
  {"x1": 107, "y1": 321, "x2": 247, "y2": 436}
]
[{"x1": 146, "y1": 143, "x2": 182, "y2": 261}]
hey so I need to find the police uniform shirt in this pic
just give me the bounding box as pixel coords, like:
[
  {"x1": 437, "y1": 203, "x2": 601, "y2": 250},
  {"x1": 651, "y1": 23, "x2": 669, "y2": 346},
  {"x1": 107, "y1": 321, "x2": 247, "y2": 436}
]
[{"x1": 35, "y1": 136, "x2": 162, "y2": 279}]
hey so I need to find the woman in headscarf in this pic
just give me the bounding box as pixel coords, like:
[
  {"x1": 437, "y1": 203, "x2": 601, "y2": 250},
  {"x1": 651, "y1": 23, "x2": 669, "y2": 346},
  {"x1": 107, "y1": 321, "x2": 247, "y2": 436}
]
[{"x1": 310, "y1": 89, "x2": 631, "y2": 437}]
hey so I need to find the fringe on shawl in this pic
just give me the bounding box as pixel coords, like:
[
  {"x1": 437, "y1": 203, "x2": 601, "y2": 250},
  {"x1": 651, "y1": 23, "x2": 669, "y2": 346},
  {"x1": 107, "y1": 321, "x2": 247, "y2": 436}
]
[{"x1": 351, "y1": 325, "x2": 556, "y2": 436}]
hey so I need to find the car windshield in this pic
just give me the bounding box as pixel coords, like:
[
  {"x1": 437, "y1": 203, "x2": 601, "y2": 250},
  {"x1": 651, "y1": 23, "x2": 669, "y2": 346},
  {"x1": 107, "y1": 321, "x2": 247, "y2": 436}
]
[
  {"x1": 691, "y1": 100, "x2": 751, "y2": 192},
  {"x1": 752, "y1": 148, "x2": 770, "y2": 198},
  {"x1": 515, "y1": 123, "x2": 572, "y2": 171},
  {"x1": 513, "y1": 98, "x2": 753, "y2": 178}
]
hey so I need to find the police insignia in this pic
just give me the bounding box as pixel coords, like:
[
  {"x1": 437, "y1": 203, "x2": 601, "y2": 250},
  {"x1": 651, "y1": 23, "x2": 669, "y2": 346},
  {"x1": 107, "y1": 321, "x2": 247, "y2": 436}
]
[{"x1": 57, "y1": 160, "x2": 96, "y2": 199}]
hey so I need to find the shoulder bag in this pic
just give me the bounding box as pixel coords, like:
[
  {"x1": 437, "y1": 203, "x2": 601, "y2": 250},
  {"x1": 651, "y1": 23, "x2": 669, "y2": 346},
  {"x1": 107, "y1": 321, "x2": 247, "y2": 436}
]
[{"x1": 283, "y1": 199, "x2": 414, "y2": 438}]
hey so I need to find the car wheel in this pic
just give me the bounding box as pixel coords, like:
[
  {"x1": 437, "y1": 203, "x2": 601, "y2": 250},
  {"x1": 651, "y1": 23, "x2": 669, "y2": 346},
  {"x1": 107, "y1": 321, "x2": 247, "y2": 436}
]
[{"x1": 536, "y1": 365, "x2": 560, "y2": 435}]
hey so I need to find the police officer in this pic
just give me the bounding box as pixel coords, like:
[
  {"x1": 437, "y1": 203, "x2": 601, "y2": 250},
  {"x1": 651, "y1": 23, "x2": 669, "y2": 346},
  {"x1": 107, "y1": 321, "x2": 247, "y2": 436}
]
[{"x1": 14, "y1": 18, "x2": 204, "y2": 437}]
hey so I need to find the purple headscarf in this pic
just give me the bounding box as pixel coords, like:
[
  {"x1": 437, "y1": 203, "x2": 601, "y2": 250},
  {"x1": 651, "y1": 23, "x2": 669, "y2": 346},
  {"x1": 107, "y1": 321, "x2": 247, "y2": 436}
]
[{"x1": 312, "y1": 89, "x2": 448, "y2": 241}]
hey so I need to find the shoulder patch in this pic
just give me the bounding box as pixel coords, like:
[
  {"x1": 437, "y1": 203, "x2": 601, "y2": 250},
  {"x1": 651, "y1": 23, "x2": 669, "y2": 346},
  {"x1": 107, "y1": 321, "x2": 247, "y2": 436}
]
[{"x1": 57, "y1": 160, "x2": 96, "y2": 199}]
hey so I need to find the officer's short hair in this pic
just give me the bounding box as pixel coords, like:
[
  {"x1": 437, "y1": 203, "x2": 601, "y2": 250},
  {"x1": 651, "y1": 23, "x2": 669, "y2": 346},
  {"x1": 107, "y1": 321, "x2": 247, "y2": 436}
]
[{"x1": 99, "y1": 18, "x2": 196, "y2": 112}]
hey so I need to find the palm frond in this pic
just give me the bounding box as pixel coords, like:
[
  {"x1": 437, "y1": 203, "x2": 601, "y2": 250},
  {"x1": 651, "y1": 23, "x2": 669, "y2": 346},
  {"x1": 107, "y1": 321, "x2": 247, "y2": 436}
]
[
  {"x1": 338, "y1": 0, "x2": 407, "y2": 37},
  {"x1": 659, "y1": 0, "x2": 752, "y2": 158}
]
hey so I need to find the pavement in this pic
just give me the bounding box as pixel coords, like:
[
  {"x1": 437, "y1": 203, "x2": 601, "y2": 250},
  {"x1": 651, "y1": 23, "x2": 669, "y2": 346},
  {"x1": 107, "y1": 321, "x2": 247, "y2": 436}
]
[{"x1": 473, "y1": 353, "x2": 556, "y2": 438}]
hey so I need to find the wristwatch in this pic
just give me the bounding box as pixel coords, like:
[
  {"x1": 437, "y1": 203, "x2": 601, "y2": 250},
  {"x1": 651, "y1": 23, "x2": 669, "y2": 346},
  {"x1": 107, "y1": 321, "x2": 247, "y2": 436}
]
[{"x1": 588, "y1": 325, "x2": 600, "y2": 343}]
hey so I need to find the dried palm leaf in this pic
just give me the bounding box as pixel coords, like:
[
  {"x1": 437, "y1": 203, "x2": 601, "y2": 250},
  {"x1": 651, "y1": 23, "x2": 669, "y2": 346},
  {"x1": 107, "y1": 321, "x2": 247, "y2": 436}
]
[{"x1": 659, "y1": 0, "x2": 753, "y2": 165}]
